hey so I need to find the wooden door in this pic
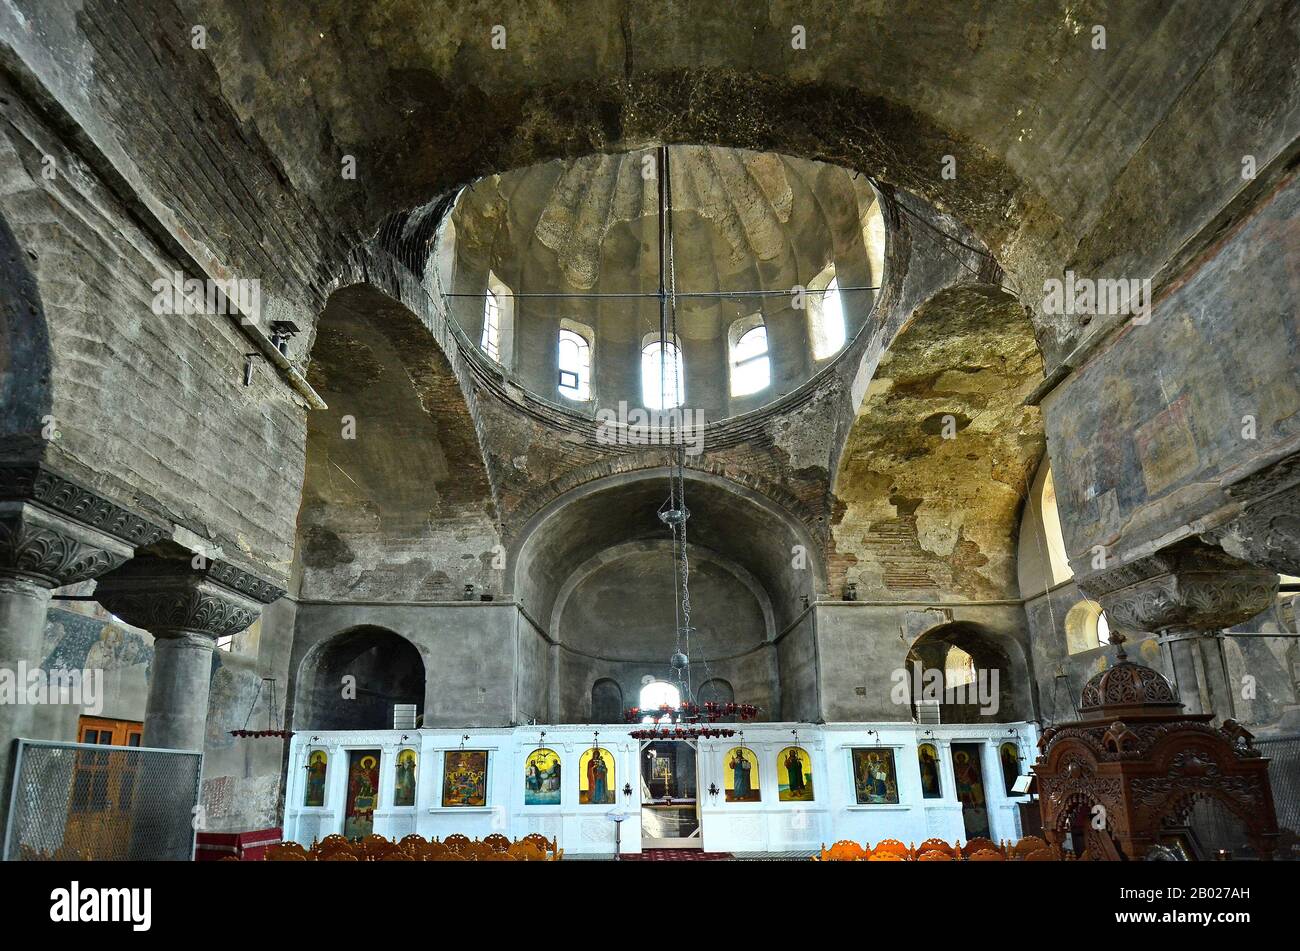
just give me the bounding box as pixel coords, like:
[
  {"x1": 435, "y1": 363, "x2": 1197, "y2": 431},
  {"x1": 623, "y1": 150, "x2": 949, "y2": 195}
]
[{"x1": 64, "y1": 717, "x2": 144, "y2": 859}]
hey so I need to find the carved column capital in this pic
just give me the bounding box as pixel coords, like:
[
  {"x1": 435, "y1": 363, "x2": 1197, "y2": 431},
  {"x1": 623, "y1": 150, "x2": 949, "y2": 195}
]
[
  {"x1": 1079, "y1": 540, "x2": 1278, "y2": 636},
  {"x1": 95, "y1": 551, "x2": 284, "y2": 640},
  {"x1": 1207, "y1": 459, "x2": 1300, "y2": 576},
  {"x1": 0, "y1": 500, "x2": 134, "y2": 589}
]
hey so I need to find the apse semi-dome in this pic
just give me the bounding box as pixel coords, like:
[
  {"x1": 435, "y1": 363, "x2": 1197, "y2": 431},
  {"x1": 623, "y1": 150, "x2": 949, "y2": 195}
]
[{"x1": 434, "y1": 146, "x2": 887, "y2": 421}]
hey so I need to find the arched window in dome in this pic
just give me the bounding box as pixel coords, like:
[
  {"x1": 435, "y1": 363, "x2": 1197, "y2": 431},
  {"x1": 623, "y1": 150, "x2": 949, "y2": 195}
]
[
  {"x1": 481, "y1": 289, "x2": 500, "y2": 361},
  {"x1": 557, "y1": 321, "x2": 593, "y2": 401},
  {"x1": 729, "y1": 318, "x2": 771, "y2": 397},
  {"x1": 809, "y1": 267, "x2": 846, "y2": 360},
  {"x1": 479, "y1": 271, "x2": 514, "y2": 366},
  {"x1": 641, "y1": 334, "x2": 684, "y2": 409}
]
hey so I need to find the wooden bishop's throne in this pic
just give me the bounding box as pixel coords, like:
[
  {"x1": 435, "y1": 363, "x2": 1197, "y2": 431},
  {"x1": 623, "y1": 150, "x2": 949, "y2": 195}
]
[{"x1": 1032, "y1": 634, "x2": 1280, "y2": 860}]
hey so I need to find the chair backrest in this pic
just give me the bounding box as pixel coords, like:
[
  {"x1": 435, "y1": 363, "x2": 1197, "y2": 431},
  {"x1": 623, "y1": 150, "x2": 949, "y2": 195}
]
[
  {"x1": 867, "y1": 851, "x2": 905, "y2": 861},
  {"x1": 963, "y1": 836, "x2": 999, "y2": 857},
  {"x1": 1013, "y1": 835, "x2": 1049, "y2": 858},
  {"x1": 872, "y1": 838, "x2": 910, "y2": 858},
  {"x1": 380, "y1": 850, "x2": 415, "y2": 861},
  {"x1": 480, "y1": 851, "x2": 517, "y2": 861},
  {"x1": 1023, "y1": 847, "x2": 1057, "y2": 862},
  {"x1": 968, "y1": 848, "x2": 1005, "y2": 861},
  {"x1": 509, "y1": 843, "x2": 547, "y2": 861},
  {"x1": 918, "y1": 837, "x2": 954, "y2": 856},
  {"x1": 483, "y1": 833, "x2": 511, "y2": 852},
  {"x1": 320, "y1": 850, "x2": 359, "y2": 861},
  {"x1": 827, "y1": 839, "x2": 867, "y2": 861},
  {"x1": 917, "y1": 850, "x2": 954, "y2": 861},
  {"x1": 443, "y1": 833, "x2": 471, "y2": 853},
  {"x1": 520, "y1": 833, "x2": 555, "y2": 854},
  {"x1": 315, "y1": 834, "x2": 350, "y2": 854}
]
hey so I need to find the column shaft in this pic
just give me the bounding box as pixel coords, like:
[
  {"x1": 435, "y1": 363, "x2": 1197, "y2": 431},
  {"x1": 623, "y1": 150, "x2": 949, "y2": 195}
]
[{"x1": 144, "y1": 632, "x2": 217, "y2": 751}]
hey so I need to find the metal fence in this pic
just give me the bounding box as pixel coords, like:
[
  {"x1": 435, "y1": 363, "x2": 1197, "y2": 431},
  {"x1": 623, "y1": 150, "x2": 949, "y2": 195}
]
[
  {"x1": 3, "y1": 739, "x2": 202, "y2": 861},
  {"x1": 1257, "y1": 733, "x2": 1300, "y2": 835}
]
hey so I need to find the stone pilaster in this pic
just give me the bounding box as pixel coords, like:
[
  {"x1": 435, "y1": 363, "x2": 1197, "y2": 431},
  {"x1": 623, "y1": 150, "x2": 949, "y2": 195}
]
[
  {"x1": 1079, "y1": 540, "x2": 1278, "y2": 720},
  {"x1": 95, "y1": 552, "x2": 285, "y2": 751}
]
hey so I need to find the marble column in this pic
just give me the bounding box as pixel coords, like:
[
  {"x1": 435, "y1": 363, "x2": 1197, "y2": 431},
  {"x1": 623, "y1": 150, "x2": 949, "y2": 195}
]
[
  {"x1": 1081, "y1": 540, "x2": 1278, "y2": 721},
  {"x1": 0, "y1": 493, "x2": 143, "y2": 832},
  {"x1": 95, "y1": 553, "x2": 284, "y2": 751}
]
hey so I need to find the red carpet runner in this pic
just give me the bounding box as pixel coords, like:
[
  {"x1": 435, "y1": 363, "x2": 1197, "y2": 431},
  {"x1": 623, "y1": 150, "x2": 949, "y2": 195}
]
[{"x1": 621, "y1": 849, "x2": 734, "y2": 861}]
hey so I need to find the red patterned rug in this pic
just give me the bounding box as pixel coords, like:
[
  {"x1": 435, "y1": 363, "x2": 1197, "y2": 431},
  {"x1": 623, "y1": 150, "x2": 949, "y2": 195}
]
[{"x1": 621, "y1": 849, "x2": 734, "y2": 861}]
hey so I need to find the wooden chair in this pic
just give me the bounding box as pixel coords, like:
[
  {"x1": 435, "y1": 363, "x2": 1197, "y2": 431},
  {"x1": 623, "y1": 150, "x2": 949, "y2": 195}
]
[
  {"x1": 969, "y1": 848, "x2": 1005, "y2": 861},
  {"x1": 432, "y1": 850, "x2": 468, "y2": 861},
  {"x1": 362, "y1": 834, "x2": 396, "y2": 859},
  {"x1": 509, "y1": 842, "x2": 548, "y2": 862},
  {"x1": 962, "y1": 836, "x2": 1000, "y2": 858},
  {"x1": 917, "y1": 849, "x2": 954, "y2": 861},
  {"x1": 520, "y1": 833, "x2": 556, "y2": 855},
  {"x1": 443, "y1": 833, "x2": 471, "y2": 853},
  {"x1": 265, "y1": 843, "x2": 309, "y2": 861},
  {"x1": 1012, "y1": 835, "x2": 1049, "y2": 859},
  {"x1": 314, "y1": 834, "x2": 350, "y2": 855},
  {"x1": 871, "y1": 838, "x2": 910, "y2": 859},
  {"x1": 463, "y1": 842, "x2": 495, "y2": 860},
  {"x1": 320, "y1": 850, "x2": 359, "y2": 861},
  {"x1": 1023, "y1": 847, "x2": 1058, "y2": 861},
  {"x1": 379, "y1": 850, "x2": 415, "y2": 861},
  {"x1": 917, "y1": 838, "x2": 955, "y2": 857},
  {"x1": 480, "y1": 851, "x2": 518, "y2": 861},
  {"x1": 825, "y1": 839, "x2": 868, "y2": 861},
  {"x1": 867, "y1": 851, "x2": 905, "y2": 861},
  {"x1": 483, "y1": 833, "x2": 511, "y2": 852}
]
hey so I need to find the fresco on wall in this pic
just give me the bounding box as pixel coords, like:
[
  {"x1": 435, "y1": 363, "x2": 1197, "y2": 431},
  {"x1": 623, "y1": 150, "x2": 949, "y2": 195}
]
[
  {"x1": 917, "y1": 743, "x2": 942, "y2": 799},
  {"x1": 1000, "y1": 742, "x2": 1022, "y2": 796},
  {"x1": 524, "y1": 748, "x2": 562, "y2": 805},
  {"x1": 579, "y1": 747, "x2": 615, "y2": 804},
  {"x1": 951, "y1": 744, "x2": 989, "y2": 838},
  {"x1": 1044, "y1": 176, "x2": 1300, "y2": 563},
  {"x1": 442, "y1": 750, "x2": 488, "y2": 807},
  {"x1": 851, "y1": 747, "x2": 900, "y2": 804},
  {"x1": 394, "y1": 749, "x2": 418, "y2": 806},
  {"x1": 343, "y1": 750, "x2": 380, "y2": 838},
  {"x1": 777, "y1": 746, "x2": 813, "y2": 802},
  {"x1": 304, "y1": 750, "x2": 328, "y2": 807},
  {"x1": 724, "y1": 747, "x2": 760, "y2": 802}
]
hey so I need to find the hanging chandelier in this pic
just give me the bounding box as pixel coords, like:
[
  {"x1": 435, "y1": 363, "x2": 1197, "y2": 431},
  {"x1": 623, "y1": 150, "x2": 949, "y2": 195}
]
[{"x1": 637, "y1": 146, "x2": 762, "y2": 738}]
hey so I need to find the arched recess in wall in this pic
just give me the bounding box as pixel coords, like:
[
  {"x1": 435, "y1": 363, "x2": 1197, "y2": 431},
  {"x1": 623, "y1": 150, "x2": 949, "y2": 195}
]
[
  {"x1": 832, "y1": 284, "x2": 1046, "y2": 601},
  {"x1": 296, "y1": 282, "x2": 501, "y2": 602},
  {"x1": 905, "y1": 621, "x2": 1033, "y2": 724},
  {"x1": 698, "y1": 678, "x2": 735, "y2": 705},
  {"x1": 590, "y1": 679, "x2": 623, "y2": 723},
  {"x1": 0, "y1": 212, "x2": 52, "y2": 458},
  {"x1": 296, "y1": 626, "x2": 426, "y2": 730},
  {"x1": 511, "y1": 467, "x2": 824, "y2": 628}
]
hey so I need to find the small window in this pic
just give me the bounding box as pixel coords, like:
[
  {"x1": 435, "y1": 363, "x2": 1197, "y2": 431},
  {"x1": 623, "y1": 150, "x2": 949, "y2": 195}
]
[
  {"x1": 557, "y1": 325, "x2": 592, "y2": 401},
  {"x1": 481, "y1": 289, "x2": 501, "y2": 362},
  {"x1": 1096, "y1": 610, "x2": 1111, "y2": 648},
  {"x1": 642, "y1": 335, "x2": 684, "y2": 410},
  {"x1": 811, "y1": 275, "x2": 846, "y2": 359},
  {"x1": 216, "y1": 634, "x2": 234, "y2": 652},
  {"x1": 639, "y1": 680, "x2": 682, "y2": 721},
  {"x1": 729, "y1": 322, "x2": 770, "y2": 397}
]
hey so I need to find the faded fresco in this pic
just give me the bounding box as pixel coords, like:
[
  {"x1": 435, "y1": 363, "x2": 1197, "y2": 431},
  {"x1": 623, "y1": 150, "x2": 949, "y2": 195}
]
[{"x1": 1044, "y1": 175, "x2": 1300, "y2": 564}]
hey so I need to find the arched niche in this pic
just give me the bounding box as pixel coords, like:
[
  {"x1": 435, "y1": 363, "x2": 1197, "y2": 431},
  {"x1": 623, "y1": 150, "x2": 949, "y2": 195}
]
[
  {"x1": 296, "y1": 626, "x2": 426, "y2": 730},
  {"x1": 590, "y1": 678, "x2": 623, "y2": 724},
  {"x1": 905, "y1": 621, "x2": 1033, "y2": 724}
]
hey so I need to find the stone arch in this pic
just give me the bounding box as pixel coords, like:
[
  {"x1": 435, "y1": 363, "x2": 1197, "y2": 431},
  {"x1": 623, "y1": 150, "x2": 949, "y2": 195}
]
[
  {"x1": 905, "y1": 620, "x2": 1033, "y2": 723},
  {"x1": 0, "y1": 212, "x2": 52, "y2": 460},
  {"x1": 831, "y1": 283, "x2": 1045, "y2": 601},
  {"x1": 296, "y1": 281, "x2": 501, "y2": 601},
  {"x1": 295, "y1": 625, "x2": 426, "y2": 730}
]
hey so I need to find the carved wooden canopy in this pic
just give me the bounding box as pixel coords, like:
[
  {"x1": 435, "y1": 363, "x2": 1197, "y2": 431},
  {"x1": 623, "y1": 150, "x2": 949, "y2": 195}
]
[{"x1": 1033, "y1": 638, "x2": 1280, "y2": 860}]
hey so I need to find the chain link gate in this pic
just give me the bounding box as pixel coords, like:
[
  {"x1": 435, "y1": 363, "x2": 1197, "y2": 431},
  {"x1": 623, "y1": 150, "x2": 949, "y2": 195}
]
[{"x1": 3, "y1": 739, "x2": 202, "y2": 861}]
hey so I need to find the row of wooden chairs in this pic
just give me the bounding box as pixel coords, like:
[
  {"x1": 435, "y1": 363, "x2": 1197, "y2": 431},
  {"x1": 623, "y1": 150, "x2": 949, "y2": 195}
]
[
  {"x1": 256, "y1": 833, "x2": 562, "y2": 862},
  {"x1": 816, "y1": 835, "x2": 1064, "y2": 862}
]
